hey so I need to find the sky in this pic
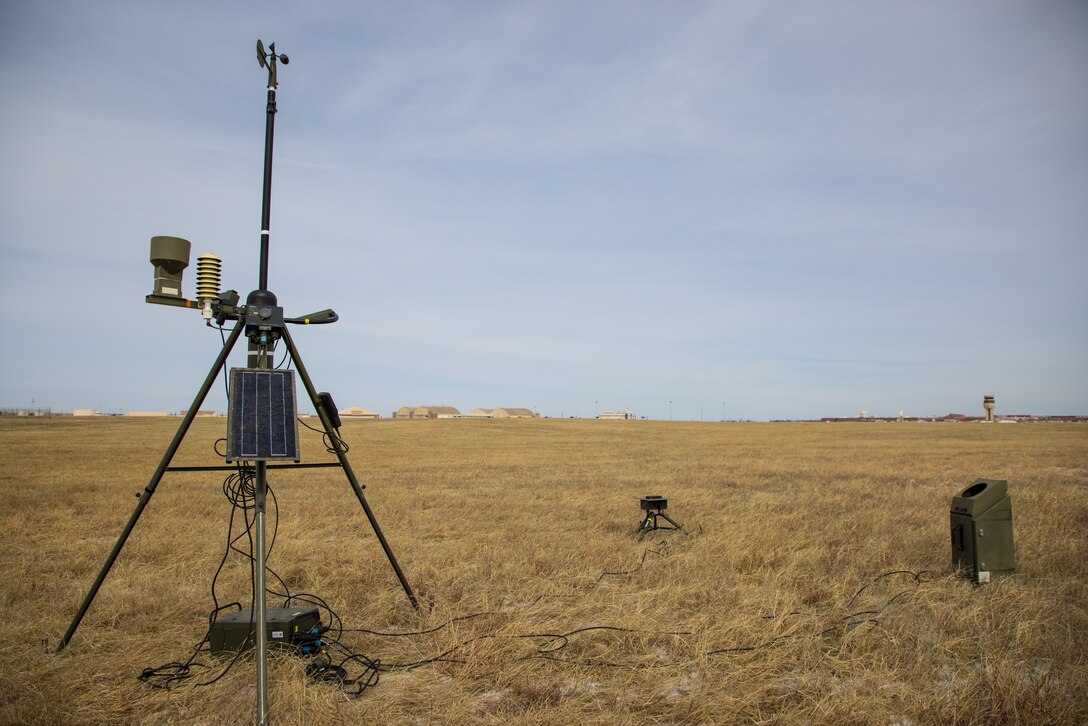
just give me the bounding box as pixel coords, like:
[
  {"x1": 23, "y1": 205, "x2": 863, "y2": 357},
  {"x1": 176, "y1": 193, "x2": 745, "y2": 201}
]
[{"x1": 1, "y1": 1, "x2": 1086, "y2": 421}]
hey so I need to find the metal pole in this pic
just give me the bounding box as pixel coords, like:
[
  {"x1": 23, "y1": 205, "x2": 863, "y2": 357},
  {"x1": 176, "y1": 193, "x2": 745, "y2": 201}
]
[
  {"x1": 281, "y1": 326, "x2": 420, "y2": 610},
  {"x1": 259, "y1": 86, "x2": 276, "y2": 291},
  {"x1": 254, "y1": 462, "x2": 269, "y2": 724},
  {"x1": 58, "y1": 324, "x2": 244, "y2": 651},
  {"x1": 255, "y1": 43, "x2": 283, "y2": 722},
  {"x1": 251, "y1": 337, "x2": 271, "y2": 724}
]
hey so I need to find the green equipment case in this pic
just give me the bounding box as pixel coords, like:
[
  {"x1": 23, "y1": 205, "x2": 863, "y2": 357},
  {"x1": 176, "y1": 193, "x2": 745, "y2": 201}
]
[{"x1": 950, "y1": 478, "x2": 1015, "y2": 583}]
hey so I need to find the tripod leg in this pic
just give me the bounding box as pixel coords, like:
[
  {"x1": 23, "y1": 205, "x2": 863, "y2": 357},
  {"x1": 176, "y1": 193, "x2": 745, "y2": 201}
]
[
  {"x1": 659, "y1": 513, "x2": 684, "y2": 530},
  {"x1": 58, "y1": 324, "x2": 244, "y2": 651},
  {"x1": 281, "y1": 327, "x2": 420, "y2": 610}
]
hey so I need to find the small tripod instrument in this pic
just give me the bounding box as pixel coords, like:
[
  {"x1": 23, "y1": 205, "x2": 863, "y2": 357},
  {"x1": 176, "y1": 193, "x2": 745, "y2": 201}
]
[
  {"x1": 635, "y1": 495, "x2": 683, "y2": 537},
  {"x1": 57, "y1": 40, "x2": 417, "y2": 725}
]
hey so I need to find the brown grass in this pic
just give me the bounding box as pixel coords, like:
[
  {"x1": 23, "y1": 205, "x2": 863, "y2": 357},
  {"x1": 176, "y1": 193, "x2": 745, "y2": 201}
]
[{"x1": 1, "y1": 416, "x2": 1086, "y2": 724}]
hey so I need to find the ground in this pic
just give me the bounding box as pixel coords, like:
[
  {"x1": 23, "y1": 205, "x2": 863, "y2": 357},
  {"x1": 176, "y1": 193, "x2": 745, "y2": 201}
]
[{"x1": 1, "y1": 417, "x2": 1085, "y2": 724}]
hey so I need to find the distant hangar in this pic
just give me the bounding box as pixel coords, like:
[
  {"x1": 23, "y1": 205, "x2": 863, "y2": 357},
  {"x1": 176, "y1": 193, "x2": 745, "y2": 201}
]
[{"x1": 392, "y1": 406, "x2": 539, "y2": 419}]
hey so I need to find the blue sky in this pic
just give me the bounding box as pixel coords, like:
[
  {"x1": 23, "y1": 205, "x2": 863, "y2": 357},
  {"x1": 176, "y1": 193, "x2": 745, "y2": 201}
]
[{"x1": 1, "y1": 1, "x2": 1085, "y2": 420}]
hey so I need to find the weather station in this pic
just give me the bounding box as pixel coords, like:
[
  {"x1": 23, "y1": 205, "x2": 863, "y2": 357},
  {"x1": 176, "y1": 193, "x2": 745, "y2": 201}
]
[
  {"x1": 635, "y1": 495, "x2": 684, "y2": 537},
  {"x1": 57, "y1": 41, "x2": 418, "y2": 724}
]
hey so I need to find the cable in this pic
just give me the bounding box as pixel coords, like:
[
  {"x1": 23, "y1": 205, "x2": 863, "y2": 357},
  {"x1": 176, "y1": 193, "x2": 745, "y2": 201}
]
[
  {"x1": 274, "y1": 345, "x2": 291, "y2": 370},
  {"x1": 216, "y1": 322, "x2": 241, "y2": 402},
  {"x1": 343, "y1": 567, "x2": 932, "y2": 673},
  {"x1": 342, "y1": 612, "x2": 494, "y2": 638},
  {"x1": 298, "y1": 416, "x2": 349, "y2": 454},
  {"x1": 593, "y1": 540, "x2": 670, "y2": 584},
  {"x1": 845, "y1": 569, "x2": 926, "y2": 609},
  {"x1": 702, "y1": 569, "x2": 929, "y2": 658},
  {"x1": 137, "y1": 395, "x2": 377, "y2": 695},
  {"x1": 138, "y1": 464, "x2": 280, "y2": 689},
  {"x1": 328, "y1": 545, "x2": 688, "y2": 673},
  {"x1": 138, "y1": 447, "x2": 934, "y2": 692},
  {"x1": 282, "y1": 592, "x2": 343, "y2": 643}
]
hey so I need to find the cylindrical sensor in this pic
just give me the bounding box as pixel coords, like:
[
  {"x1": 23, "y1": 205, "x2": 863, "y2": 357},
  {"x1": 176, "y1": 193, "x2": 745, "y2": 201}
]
[{"x1": 149, "y1": 236, "x2": 191, "y2": 297}]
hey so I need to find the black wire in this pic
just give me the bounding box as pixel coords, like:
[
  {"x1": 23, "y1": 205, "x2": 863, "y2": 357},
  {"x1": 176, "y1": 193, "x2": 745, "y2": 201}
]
[
  {"x1": 140, "y1": 466, "x2": 932, "y2": 687},
  {"x1": 845, "y1": 569, "x2": 925, "y2": 609},
  {"x1": 370, "y1": 625, "x2": 692, "y2": 672},
  {"x1": 282, "y1": 592, "x2": 343, "y2": 643},
  {"x1": 337, "y1": 654, "x2": 381, "y2": 697},
  {"x1": 137, "y1": 416, "x2": 380, "y2": 696},
  {"x1": 274, "y1": 345, "x2": 291, "y2": 370},
  {"x1": 139, "y1": 463, "x2": 283, "y2": 690},
  {"x1": 346, "y1": 567, "x2": 930, "y2": 672},
  {"x1": 216, "y1": 322, "x2": 238, "y2": 402},
  {"x1": 226, "y1": 490, "x2": 291, "y2": 599},
  {"x1": 593, "y1": 541, "x2": 669, "y2": 583},
  {"x1": 297, "y1": 416, "x2": 349, "y2": 454},
  {"x1": 306, "y1": 641, "x2": 381, "y2": 697},
  {"x1": 333, "y1": 547, "x2": 688, "y2": 673},
  {"x1": 137, "y1": 469, "x2": 256, "y2": 689},
  {"x1": 341, "y1": 612, "x2": 494, "y2": 637},
  {"x1": 212, "y1": 464, "x2": 378, "y2": 697},
  {"x1": 196, "y1": 645, "x2": 251, "y2": 687},
  {"x1": 138, "y1": 661, "x2": 205, "y2": 689},
  {"x1": 703, "y1": 569, "x2": 930, "y2": 659}
]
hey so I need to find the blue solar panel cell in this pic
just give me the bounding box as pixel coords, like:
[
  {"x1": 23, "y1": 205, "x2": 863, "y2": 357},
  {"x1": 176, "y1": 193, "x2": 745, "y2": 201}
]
[{"x1": 226, "y1": 368, "x2": 300, "y2": 462}]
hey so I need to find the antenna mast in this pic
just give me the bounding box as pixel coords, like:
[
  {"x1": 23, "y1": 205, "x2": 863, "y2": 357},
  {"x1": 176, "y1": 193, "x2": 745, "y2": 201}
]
[
  {"x1": 253, "y1": 39, "x2": 289, "y2": 724},
  {"x1": 256, "y1": 39, "x2": 288, "y2": 290},
  {"x1": 59, "y1": 41, "x2": 418, "y2": 726}
]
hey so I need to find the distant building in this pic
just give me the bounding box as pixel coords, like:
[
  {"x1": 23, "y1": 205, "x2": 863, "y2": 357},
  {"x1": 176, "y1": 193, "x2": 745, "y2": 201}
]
[
  {"x1": 73, "y1": 409, "x2": 98, "y2": 417},
  {"x1": 394, "y1": 406, "x2": 415, "y2": 419},
  {"x1": 598, "y1": 411, "x2": 636, "y2": 420},
  {"x1": 339, "y1": 407, "x2": 379, "y2": 419},
  {"x1": 414, "y1": 406, "x2": 462, "y2": 419},
  {"x1": 490, "y1": 408, "x2": 537, "y2": 418},
  {"x1": 464, "y1": 408, "x2": 495, "y2": 419}
]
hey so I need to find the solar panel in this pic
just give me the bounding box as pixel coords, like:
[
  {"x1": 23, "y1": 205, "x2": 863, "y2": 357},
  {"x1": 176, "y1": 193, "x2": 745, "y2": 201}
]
[{"x1": 226, "y1": 368, "x2": 300, "y2": 462}]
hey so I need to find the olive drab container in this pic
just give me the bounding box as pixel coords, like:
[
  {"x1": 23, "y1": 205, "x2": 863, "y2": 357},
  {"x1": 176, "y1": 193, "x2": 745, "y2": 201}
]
[{"x1": 950, "y1": 478, "x2": 1015, "y2": 583}]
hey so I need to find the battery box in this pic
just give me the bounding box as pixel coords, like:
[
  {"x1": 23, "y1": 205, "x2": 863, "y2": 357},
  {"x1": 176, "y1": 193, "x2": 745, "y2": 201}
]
[{"x1": 208, "y1": 607, "x2": 321, "y2": 655}]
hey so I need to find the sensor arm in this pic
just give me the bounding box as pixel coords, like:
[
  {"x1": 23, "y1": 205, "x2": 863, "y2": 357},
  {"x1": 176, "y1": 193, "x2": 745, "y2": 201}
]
[
  {"x1": 146, "y1": 291, "x2": 337, "y2": 327},
  {"x1": 146, "y1": 290, "x2": 244, "y2": 320},
  {"x1": 145, "y1": 293, "x2": 200, "y2": 309},
  {"x1": 285, "y1": 309, "x2": 338, "y2": 325}
]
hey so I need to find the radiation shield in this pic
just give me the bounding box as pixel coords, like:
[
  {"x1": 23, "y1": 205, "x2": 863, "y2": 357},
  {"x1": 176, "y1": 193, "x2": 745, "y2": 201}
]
[{"x1": 149, "y1": 236, "x2": 191, "y2": 297}]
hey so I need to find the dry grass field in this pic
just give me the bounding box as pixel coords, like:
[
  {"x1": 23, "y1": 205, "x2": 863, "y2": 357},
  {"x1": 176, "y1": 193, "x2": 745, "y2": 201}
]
[{"x1": 1, "y1": 416, "x2": 1085, "y2": 724}]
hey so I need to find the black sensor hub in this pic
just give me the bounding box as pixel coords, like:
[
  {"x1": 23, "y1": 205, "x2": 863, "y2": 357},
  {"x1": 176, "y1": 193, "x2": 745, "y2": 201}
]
[{"x1": 640, "y1": 495, "x2": 668, "y2": 511}]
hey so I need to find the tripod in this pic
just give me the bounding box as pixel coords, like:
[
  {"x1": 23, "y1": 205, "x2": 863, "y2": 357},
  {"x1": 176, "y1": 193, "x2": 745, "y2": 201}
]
[
  {"x1": 57, "y1": 319, "x2": 420, "y2": 632},
  {"x1": 57, "y1": 315, "x2": 420, "y2": 706},
  {"x1": 635, "y1": 495, "x2": 683, "y2": 537},
  {"x1": 57, "y1": 41, "x2": 417, "y2": 725}
]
